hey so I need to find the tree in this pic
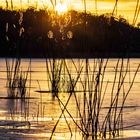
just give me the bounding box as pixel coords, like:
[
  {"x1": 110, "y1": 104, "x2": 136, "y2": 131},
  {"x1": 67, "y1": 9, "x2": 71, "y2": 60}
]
[{"x1": 137, "y1": 22, "x2": 140, "y2": 28}]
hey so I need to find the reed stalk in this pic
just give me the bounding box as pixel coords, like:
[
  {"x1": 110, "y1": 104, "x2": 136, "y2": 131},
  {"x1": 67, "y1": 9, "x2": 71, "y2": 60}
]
[
  {"x1": 5, "y1": 58, "x2": 30, "y2": 99},
  {"x1": 53, "y1": 58, "x2": 139, "y2": 140},
  {"x1": 45, "y1": 59, "x2": 63, "y2": 97}
]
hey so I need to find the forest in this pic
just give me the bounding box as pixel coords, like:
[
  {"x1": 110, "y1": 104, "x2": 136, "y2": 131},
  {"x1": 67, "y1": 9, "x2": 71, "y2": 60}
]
[{"x1": 0, "y1": 8, "x2": 140, "y2": 58}]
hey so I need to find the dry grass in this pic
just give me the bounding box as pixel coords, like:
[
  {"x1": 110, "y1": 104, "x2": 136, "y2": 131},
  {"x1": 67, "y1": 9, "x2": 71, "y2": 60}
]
[{"x1": 49, "y1": 58, "x2": 140, "y2": 140}]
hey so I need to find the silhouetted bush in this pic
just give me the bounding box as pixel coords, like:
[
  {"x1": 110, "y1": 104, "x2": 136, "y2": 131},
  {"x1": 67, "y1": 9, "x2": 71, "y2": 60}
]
[{"x1": 0, "y1": 8, "x2": 140, "y2": 58}]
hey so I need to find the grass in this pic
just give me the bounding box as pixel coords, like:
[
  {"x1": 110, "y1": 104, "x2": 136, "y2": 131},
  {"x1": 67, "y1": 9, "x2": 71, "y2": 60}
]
[
  {"x1": 5, "y1": 58, "x2": 32, "y2": 126},
  {"x1": 6, "y1": 58, "x2": 21, "y2": 98},
  {"x1": 4, "y1": 58, "x2": 140, "y2": 140},
  {"x1": 49, "y1": 58, "x2": 140, "y2": 140},
  {"x1": 45, "y1": 59, "x2": 64, "y2": 97},
  {"x1": 5, "y1": 58, "x2": 30, "y2": 99}
]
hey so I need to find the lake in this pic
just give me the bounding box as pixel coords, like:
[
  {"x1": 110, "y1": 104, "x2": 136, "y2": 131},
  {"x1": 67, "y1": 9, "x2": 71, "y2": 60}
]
[{"x1": 0, "y1": 58, "x2": 140, "y2": 140}]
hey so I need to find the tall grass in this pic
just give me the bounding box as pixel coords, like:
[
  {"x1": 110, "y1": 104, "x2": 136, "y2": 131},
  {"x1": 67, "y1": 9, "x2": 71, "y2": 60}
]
[
  {"x1": 45, "y1": 59, "x2": 63, "y2": 97},
  {"x1": 6, "y1": 58, "x2": 30, "y2": 99},
  {"x1": 74, "y1": 58, "x2": 139, "y2": 139},
  {"x1": 49, "y1": 59, "x2": 84, "y2": 139},
  {"x1": 6, "y1": 58, "x2": 21, "y2": 98},
  {"x1": 49, "y1": 58, "x2": 139, "y2": 140},
  {"x1": 5, "y1": 58, "x2": 32, "y2": 128}
]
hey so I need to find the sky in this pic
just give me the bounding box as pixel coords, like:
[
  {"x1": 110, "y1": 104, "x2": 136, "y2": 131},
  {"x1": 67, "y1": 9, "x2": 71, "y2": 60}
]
[{"x1": 0, "y1": 0, "x2": 139, "y2": 25}]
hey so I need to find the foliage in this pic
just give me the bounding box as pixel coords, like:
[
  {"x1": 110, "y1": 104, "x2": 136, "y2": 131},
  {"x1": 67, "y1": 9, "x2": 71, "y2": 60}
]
[{"x1": 0, "y1": 8, "x2": 140, "y2": 57}]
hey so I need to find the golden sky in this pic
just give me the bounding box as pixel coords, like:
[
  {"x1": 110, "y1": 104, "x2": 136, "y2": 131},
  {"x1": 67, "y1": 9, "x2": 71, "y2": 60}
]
[{"x1": 0, "y1": 0, "x2": 139, "y2": 24}]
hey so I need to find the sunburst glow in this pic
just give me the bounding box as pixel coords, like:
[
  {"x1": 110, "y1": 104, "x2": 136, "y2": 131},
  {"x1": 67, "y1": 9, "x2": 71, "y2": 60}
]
[
  {"x1": 0, "y1": 0, "x2": 139, "y2": 24},
  {"x1": 55, "y1": 3, "x2": 68, "y2": 15}
]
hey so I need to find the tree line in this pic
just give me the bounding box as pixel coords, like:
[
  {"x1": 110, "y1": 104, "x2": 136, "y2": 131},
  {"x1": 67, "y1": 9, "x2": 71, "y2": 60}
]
[{"x1": 0, "y1": 8, "x2": 140, "y2": 58}]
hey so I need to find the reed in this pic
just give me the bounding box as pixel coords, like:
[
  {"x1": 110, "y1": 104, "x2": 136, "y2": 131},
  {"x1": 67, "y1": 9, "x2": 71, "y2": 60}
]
[
  {"x1": 5, "y1": 58, "x2": 30, "y2": 99},
  {"x1": 74, "y1": 58, "x2": 139, "y2": 139},
  {"x1": 17, "y1": 70, "x2": 28, "y2": 99},
  {"x1": 5, "y1": 0, "x2": 8, "y2": 9},
  {"x1": 5, "y1": 59, "x2": 31, "y2": 127},
  {"x1": 5, "y1": 9, "x2": 26, "y2": 98},
  {"x1": 45, "y1": 59, "x2": 63, "y2": 97},
  {"x1": 6, "y1": 58, "x2": 21, "y2": 98},
  {"x1": 49, "y1": 58, "x2": 139, "y2": 140},
  {"x1": 49, "y1": 59, "x2": 84, "y2": 139},
  {"x1": 10, "y1": 0, "x2": 13, "y2": 10}
]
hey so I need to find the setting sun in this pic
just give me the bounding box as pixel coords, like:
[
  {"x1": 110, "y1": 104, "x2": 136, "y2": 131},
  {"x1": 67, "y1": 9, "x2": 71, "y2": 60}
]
[
  {"x1": 55, "y1": 3, "x2": 68, "y2": 15},
  {"x1": 0, "y1": 0, "x2": 140, "y2": 23}
]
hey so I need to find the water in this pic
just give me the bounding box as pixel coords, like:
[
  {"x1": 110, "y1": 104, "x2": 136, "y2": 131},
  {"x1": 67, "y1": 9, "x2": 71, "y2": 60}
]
[{"x1": 0, "y1": 58, "x2": 140, "y2": 140}]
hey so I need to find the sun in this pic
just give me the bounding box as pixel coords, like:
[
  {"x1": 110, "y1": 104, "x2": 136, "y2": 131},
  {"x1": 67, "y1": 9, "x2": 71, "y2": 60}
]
[{"x1": 55, "y1": 3, "x2": 68, "y2": 15}]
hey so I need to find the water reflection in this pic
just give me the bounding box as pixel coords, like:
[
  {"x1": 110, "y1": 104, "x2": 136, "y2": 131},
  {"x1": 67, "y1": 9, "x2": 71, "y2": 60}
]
[
  {"x1": 6, "y1": 98, "x2": 30, "y2": 121},
  {"x1": 0, "y1": 59, "x2": 139, "y2": 140}
]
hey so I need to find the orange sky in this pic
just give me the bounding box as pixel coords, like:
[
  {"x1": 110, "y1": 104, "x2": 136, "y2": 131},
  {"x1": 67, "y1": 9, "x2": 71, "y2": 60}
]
[{"x1": 0, "y1": 0, "x2": 139, "y2": 25}]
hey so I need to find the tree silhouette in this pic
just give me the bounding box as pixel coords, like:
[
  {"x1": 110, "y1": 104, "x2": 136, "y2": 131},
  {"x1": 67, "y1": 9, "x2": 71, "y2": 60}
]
[{"x1": 0, "y1": 8, "x2": 139, "y2": 57}]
